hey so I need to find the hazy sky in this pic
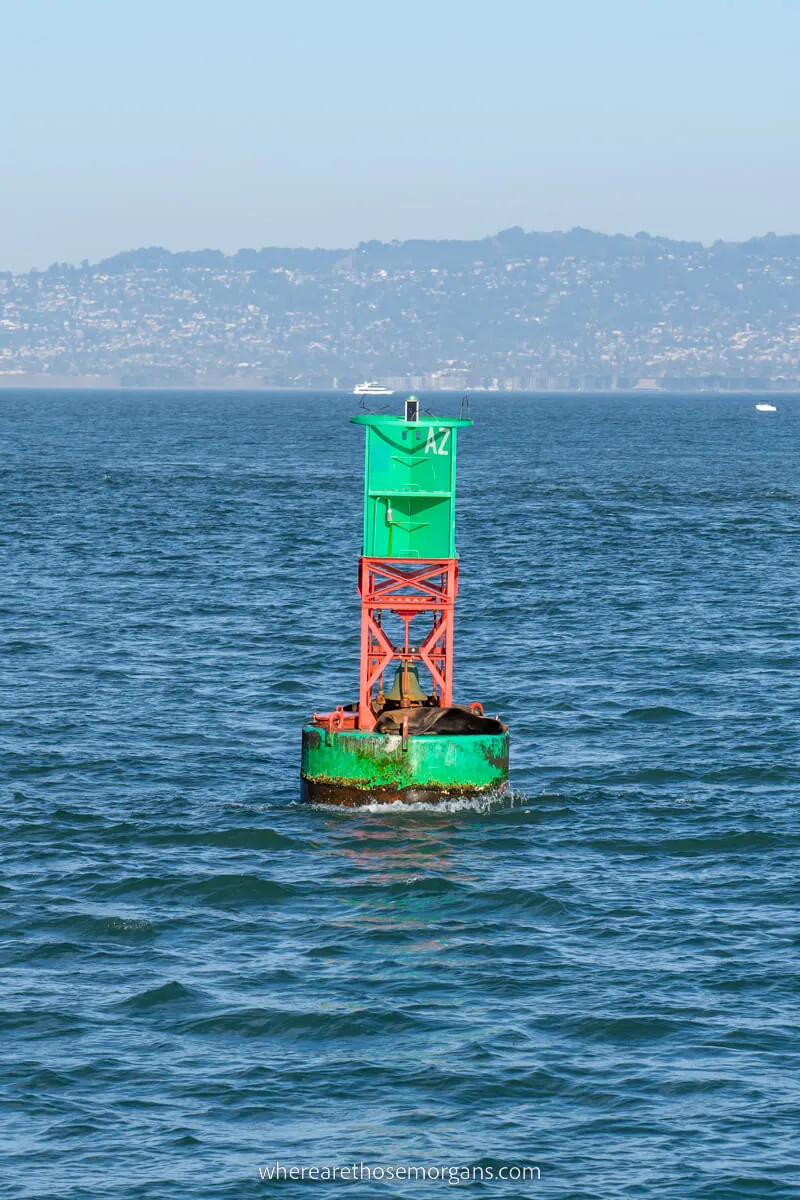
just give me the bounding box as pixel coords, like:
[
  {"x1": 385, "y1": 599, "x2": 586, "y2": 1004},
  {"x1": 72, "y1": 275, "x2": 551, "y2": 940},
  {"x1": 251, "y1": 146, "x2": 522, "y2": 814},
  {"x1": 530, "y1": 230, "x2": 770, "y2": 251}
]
[{"x1": 2, "y1": 0, "x2": 798, "y2": 270}]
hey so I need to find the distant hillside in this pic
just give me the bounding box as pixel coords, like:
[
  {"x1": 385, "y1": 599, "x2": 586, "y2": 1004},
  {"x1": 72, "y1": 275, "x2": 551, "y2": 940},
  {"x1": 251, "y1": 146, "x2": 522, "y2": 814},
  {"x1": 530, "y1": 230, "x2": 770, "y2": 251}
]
[{"x1": 1, "y1": 228, "x2": 798, "y2": 389}]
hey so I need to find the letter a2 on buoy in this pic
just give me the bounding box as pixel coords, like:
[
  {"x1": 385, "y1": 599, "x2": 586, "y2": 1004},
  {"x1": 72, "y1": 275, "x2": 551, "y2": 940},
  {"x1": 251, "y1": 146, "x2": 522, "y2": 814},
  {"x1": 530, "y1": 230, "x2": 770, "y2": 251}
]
[{"x1": 300, "y1": 396, "x2": 509, "y2": 805}]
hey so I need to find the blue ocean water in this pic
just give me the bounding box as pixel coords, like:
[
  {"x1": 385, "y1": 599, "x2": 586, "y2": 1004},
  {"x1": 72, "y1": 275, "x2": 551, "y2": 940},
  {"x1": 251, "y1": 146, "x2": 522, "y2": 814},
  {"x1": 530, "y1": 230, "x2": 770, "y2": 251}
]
[{"x1": 1, "y1": 389, "x2": 798, "y2": 1199}]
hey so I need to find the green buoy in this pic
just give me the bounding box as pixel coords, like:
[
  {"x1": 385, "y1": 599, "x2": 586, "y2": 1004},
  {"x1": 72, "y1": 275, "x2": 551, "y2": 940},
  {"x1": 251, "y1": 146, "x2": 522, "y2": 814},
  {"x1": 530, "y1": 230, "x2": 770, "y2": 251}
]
[{"x1": 301, "y1": 396, "x2": 509, "y2": 805}]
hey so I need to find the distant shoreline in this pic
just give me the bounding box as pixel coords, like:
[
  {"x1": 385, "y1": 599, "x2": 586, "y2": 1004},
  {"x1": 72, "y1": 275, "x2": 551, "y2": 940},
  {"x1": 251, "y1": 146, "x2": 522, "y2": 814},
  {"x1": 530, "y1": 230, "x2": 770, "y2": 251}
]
[
  {"x1": 0, "y1": 375, "x2": 795, "y2": 396},
  {"x1": 3, "y1": 232, "x2": 797, "y2": 394}
]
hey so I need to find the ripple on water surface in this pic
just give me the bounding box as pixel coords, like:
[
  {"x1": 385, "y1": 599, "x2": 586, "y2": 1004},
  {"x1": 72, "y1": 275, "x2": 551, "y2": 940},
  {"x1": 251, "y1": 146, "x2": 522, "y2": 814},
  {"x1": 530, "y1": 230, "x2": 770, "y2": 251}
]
[{"x1": 1, "y1": 391, "x2": 799, "y2": 1199}]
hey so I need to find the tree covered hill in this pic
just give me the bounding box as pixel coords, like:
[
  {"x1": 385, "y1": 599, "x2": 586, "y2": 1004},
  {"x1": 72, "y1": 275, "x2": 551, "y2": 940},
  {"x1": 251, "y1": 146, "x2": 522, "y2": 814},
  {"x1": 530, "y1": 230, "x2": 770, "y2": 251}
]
[{"x1": 1, "y1": 228, "x2": 797, "y2": 388}]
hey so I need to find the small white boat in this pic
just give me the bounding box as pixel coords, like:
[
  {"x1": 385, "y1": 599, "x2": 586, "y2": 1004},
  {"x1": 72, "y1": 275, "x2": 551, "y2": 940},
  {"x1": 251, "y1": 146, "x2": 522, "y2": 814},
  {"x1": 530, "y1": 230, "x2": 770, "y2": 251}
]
[
  {"x1": 755, "y1": 402, "x2": 777, "y2": 412},
  {"x1": 354, "y1": 381, "x2": 393, "y2": 396}
]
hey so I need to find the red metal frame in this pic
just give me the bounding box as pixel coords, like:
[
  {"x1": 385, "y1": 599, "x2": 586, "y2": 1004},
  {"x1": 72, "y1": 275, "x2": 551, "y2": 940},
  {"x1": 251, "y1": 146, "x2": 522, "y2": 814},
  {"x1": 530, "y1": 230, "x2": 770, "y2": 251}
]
[{"x1": 357, "y1": 557, "x2": 458, "y2": 730}]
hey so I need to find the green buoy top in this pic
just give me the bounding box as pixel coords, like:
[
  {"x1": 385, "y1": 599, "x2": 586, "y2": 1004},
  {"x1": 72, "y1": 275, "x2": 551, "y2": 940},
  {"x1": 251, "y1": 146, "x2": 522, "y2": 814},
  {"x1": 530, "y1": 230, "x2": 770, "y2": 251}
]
[{"x1": 352, "y1": 397, "x2": 472, "y2": 560}]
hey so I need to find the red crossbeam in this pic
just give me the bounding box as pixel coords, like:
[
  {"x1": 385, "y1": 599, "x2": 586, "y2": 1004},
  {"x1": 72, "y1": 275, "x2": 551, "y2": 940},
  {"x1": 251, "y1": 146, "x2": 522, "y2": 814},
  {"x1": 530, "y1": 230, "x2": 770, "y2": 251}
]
[{"x1": 357, "y1": 557, "x2": 458, "y2": 730}]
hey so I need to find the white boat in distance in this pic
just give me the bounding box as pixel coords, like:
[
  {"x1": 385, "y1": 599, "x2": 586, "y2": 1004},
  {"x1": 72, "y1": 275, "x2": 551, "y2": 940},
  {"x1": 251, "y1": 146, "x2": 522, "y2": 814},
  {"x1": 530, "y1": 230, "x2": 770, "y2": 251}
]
[
  {"x1": 755, "y1": 402, "x2": 777, "y2": 412},
  {"x1": 353, "y1": 381, "x2": 394, "y2": 396}
]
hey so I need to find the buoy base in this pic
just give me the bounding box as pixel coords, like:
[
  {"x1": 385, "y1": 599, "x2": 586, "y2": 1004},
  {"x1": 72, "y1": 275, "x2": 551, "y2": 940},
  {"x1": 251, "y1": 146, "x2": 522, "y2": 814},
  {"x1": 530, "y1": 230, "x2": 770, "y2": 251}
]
[
  {"x1": 300, "y1": 723, "x2": 509, "y2": 807},
  {"x1": 301, "y1": 777, "x2": 507, "y2": 807}
]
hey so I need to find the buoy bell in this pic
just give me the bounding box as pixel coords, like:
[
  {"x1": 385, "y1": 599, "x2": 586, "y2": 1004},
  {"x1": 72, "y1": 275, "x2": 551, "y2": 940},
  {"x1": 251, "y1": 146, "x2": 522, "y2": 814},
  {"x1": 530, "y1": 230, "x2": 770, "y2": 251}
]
[{"x1": 384, "y1": 662, "x2": 428, "y2": 706}]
